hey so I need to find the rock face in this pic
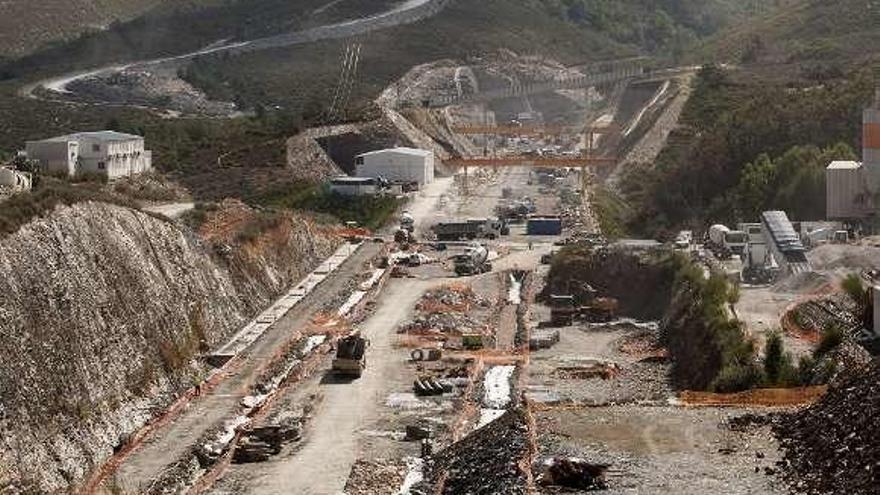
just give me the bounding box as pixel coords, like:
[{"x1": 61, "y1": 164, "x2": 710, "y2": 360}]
[{"x1": 0, "y1": 201, "x2": 339, "y2": 494}]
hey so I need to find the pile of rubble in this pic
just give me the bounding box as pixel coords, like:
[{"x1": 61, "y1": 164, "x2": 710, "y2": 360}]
[
  {"x1": 808, "y1": 341, "x2": 872, "y2": 385},
  {"x1": 774, "y1": 358, "x2": 880, "y2": 494},
  {"x1": 415, "y1": 285, "x2": 489, "y2": 313},
  {"x1": 402, "y1": 285, "x2": 492, "y2": 338},
  {"x1": 788, "y1": 294, "x2": 863, "y2": 339},
  {"x1": 413, "y1": 408, "x2": 530, "y2": 494},
  {"x1": 401, "y1": 312, "x2": 488, "y2": 337},
  {"x1": 344, "y1": 459, "x2": 408, "y2": 495}
]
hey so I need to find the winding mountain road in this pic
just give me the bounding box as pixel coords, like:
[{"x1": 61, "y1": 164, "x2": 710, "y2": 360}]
[{"x1": 23, "y1": 0, "x2": 449, "y2": 102}]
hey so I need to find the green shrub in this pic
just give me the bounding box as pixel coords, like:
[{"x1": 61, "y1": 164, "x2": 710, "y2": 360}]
[
  {"x1": 662, "y1": 254, "x2": 764, "y2": 392},
  {"x1": 256, "y1": 184, "x2": 403, "y2": 231},
  {"x1": 763, "y1": 332, "x2": 785, "y2": 383},
  {"x1": 763, "y1": 331, "x2": 799, "y2": 386},
  {"x1": 711, "y1": 362, "x2": 763, "y2": 393},
  {"x1": 797, "y1": 355, "x2": 817, "y2": 385},
  {"x1": 842, "y1": 273, "x2": 866, "y2": 306},
  {"x1": 0, "y1": 178, "x2": 140, "y2": 236},
  {"x1": 814, "y1": 324, "x2": 845, "y2": 358},
  {"x1": 235, "y1": 211, "x2": 283, "y2": 244}
]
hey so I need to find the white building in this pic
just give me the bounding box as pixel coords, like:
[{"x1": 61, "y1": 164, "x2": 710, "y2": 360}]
[
  {"x1": 329, "y1": 177, "x2": 378, "y2": 196},
  {"x1": 354, "y1": 147, "x2": 434, "y2": 186},
  {"x1": 26, "y1": 131, "x2": 152, "y2": 180},
  {"x1": 826, "y1": 88, "x2": 880, "y2": 220}
]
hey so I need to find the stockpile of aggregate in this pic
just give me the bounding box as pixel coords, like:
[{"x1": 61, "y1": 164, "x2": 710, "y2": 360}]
[
  {"x1": 413, "y1": 408, "x2": 530, "y2": 495},
  {"x1": 774, "y1": 358, "x2": 880, "y2": 495}
]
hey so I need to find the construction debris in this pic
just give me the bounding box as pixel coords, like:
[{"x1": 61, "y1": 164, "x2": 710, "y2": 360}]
[
  {"x1": 413, "y1": 376, "x2": 453, "y2": 396},
  {"x1": 405, "y1": 424, "x2": 434, "y2": 441},
  {"x1": 808, "y1": 341, "x2": 872, "y2": 385},
  {"x1": 410, "y1": 348, "x2": 443, "y2": 361},
  {"x1": 552, "y1": 361, "x2": 620, "y2": 380},
  {"x1": 415, "y1": 408, "x2": 530, "y2": 495},
  {"x1": 536, "y1": 457, "x2": 609, "y2": 490},
  {"x1": 233, "y1": 415, "x2": 304, "y2": 464},
  {"x1": 401, "y1": 284, "x2": 494, "y2": 339},
  {"x1": 774, "y1": 359, "x2": 880, "y2": 495},
  {"x1": 344, "y1": 459, "x2": 408, "y2": 495}
]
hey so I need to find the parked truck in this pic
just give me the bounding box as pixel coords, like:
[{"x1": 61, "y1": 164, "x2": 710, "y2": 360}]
[
  {"x1": 432, "y1": 218, "x2": 507, "y2": 241},
  {"x1": 453, "y1": 244, "x2": 492, "y2": 276},
  {"x1": 332, "y1": 332, "x2": 368, "y2": 378},
  {"x1": 707, "y1": 224, "x2": 747, "y2": 258}
]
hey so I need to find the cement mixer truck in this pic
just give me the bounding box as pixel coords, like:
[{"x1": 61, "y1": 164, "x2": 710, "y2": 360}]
[
  {"x1": 707, "y1": 224, "x2": 747, "y2": 259},
  {"x1": 453, "y1": 243, "x2": 492, "y2": 276}
]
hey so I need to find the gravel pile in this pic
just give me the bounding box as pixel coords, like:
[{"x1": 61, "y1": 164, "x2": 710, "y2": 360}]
[
  {"x1": 774, "y1": 358, "x2": 880, "y2": 494},
  {"x1": 810, "y1": 341, "x2": 873, "y2": 385},
  {"x1": 415, "y1": 408, "x2": 530, "y2": 494},
  {"x1": 344, "y1": 459, "x2": 407, "y2": 495}
]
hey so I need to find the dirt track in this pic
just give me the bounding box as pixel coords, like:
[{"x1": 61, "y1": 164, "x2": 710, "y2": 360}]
[
  {"x1": 108, "y1": 243, "x2": 381, "y2": 492},
  {"x1": 244, "y1": 279, "x2": 433, "y2": 495}
]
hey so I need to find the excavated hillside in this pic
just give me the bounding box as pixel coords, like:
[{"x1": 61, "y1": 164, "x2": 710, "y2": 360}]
[{"x1": 0, "y1": 201, "x2": 339, "y2": 494}]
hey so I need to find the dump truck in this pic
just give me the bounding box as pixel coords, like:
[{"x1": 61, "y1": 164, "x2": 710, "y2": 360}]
[
  {"x1": 332, "y1": 333, "x2": 368, "y2": 378},
  {"x1": 453, "y1": 244, "x2": 492, "y2": 276},
  {"x1": 432, "y1": 218, "x2": 507, "y2": 241}
]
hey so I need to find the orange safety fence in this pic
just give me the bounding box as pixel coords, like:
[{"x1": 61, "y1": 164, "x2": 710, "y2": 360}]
[{"x1": 678, "y1": 386, "x2": 828, "y2": 407}]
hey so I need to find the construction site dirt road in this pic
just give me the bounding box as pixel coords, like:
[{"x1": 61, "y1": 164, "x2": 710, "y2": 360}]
[{"x1": 103, "y1": 243, "x2": 383, "y2": 493}]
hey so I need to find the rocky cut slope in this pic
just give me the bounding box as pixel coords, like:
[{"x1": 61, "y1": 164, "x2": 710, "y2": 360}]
[{"x1": 0, "y1": 201, "x2": 339, "y2": 494}]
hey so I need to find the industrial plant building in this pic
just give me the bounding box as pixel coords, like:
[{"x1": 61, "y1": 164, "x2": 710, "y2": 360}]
[
  {"x1": 26, "y1": 131, "x2": 152, "y2": 180},
  {"x1": 354, "y1": 147, "x2": 435, "y2": 186},
  {"x1": 826, "y1": 89, "x2": 880, "y2": 222}
]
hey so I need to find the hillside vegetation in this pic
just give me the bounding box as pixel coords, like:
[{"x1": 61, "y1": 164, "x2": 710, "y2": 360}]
[
  {"x1": 0, "y1": 0, "x2": 166, "y2": 58},
  {"x1": 174, "y1": 0, "x2": 761, "y2": 116},
  {"x1": 618, "y1": 65, "x2": 874, "y2": 237},
  {"x1": 705, "y1": 0, "x2": 880, "y2": 72},
  {"x1": 0, "y1": 0, "x2": 374, "y2": 80}
]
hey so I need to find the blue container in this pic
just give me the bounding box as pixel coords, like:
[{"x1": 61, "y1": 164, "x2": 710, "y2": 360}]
[{"x1": 527, "y1": 218, "x2": 562, "y2": 236}]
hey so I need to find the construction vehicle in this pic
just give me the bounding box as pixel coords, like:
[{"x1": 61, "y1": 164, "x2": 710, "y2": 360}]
[
  {"x1": 707, "y1": 224, "x2": 747, "y2": 258},
  {"x1": 580, "y1": 297, "x2": 618, "y2": 323},
  {"x1": 550, "y1": 294, "x2": 577, "y2": 326},
  {"x1": 332, "y1": 332, "x2": 368, "y2": 378},
  {"x1": 495, "y1": 198, "x2": 536, "y2": 222},
  {"x1": 549, "y1": 293, "x2": 618, "y2": 326},
  {"x1": 432, "y1": 218, "x2": 508, "y2": 241},
  {"x1": 453, "y1": 244, "x2": 492, "y2": 276}
]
